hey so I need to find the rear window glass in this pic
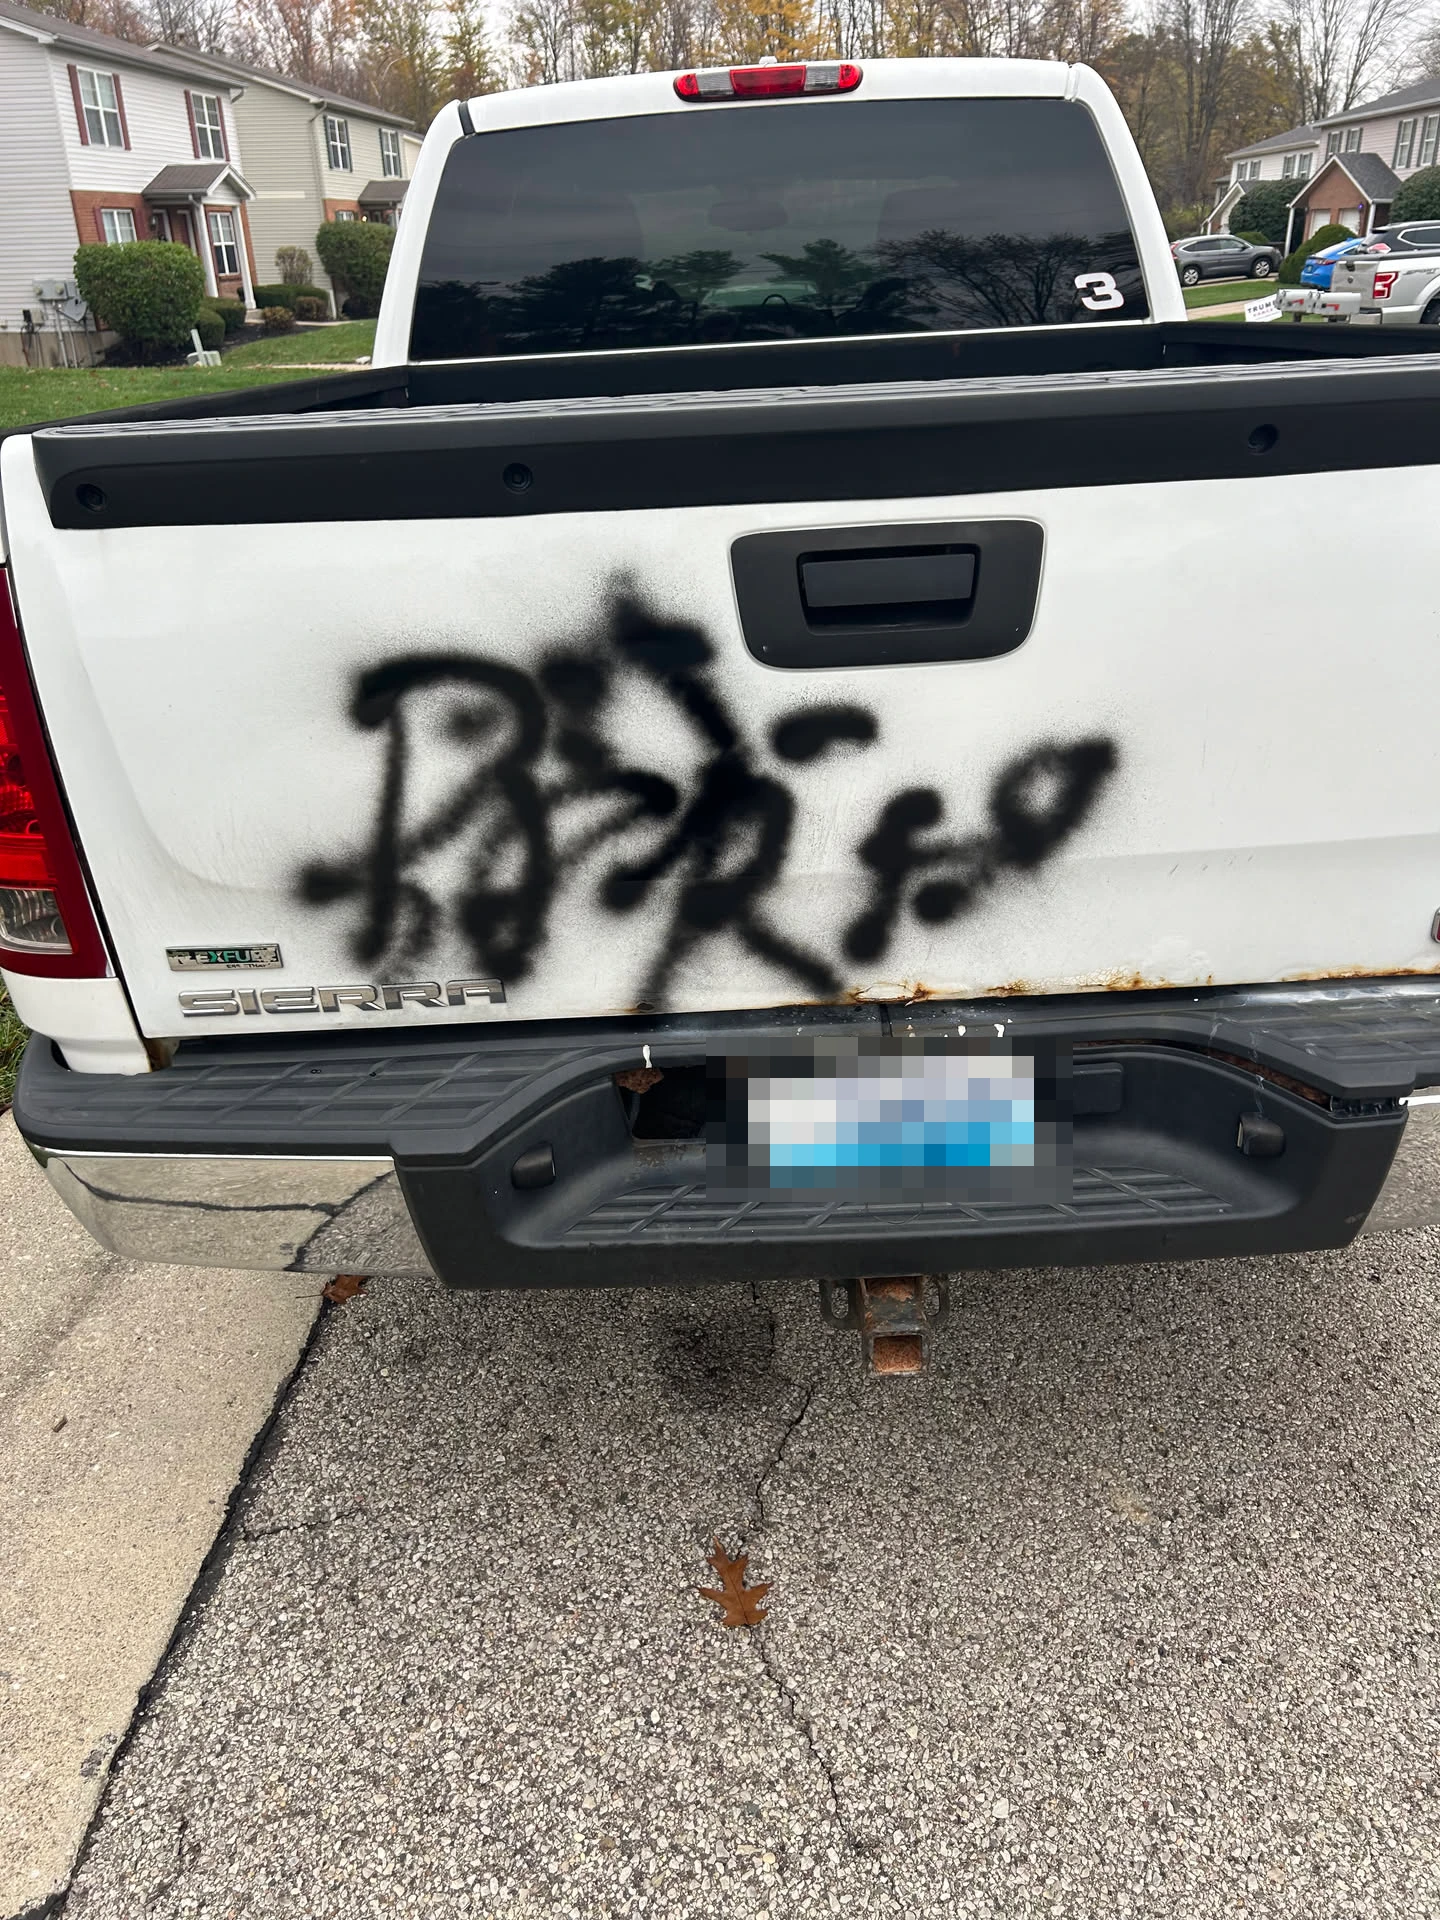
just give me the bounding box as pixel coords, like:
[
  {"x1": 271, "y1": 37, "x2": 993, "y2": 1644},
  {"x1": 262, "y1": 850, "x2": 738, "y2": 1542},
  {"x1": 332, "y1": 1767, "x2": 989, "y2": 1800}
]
[{"x1": 409, "y1": 97, "x2": 1149, "y2": 362}]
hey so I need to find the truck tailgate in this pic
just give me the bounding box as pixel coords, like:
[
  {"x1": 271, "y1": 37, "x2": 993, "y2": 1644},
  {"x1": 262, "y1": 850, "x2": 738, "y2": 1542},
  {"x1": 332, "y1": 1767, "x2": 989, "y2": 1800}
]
[{"x1": 5, "y1": 367, "x2": 1440, "y2": 1042}]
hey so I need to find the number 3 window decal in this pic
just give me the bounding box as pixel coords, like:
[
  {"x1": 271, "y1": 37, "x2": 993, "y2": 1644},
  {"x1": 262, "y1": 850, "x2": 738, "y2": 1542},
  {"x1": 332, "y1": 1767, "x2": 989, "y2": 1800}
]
[{"x1": 1074, "y1": 271, "x2": 1125, "y2": 312}]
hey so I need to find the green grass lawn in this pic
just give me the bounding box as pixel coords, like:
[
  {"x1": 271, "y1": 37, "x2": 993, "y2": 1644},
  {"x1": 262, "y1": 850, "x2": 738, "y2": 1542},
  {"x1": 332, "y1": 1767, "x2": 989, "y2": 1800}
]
[
  {"x1": 0, "y1": 363, "x2": 318, "y2": 430},
  {"x1": 0, "y1": 321, "x2": 377, "y2": 431},
  {"x1": 223, "y1": 319, "x2": 376, "y2": 367},
  {"x1": 1183, "y1": 278, "x2": 1279, "y2": 309}
]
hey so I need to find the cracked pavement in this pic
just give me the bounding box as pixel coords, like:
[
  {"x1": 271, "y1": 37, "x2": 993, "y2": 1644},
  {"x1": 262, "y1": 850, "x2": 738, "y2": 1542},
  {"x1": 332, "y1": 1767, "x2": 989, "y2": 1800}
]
[{"x1": 62, "y1": 1228, "x2": 1440, "y2": 1918}]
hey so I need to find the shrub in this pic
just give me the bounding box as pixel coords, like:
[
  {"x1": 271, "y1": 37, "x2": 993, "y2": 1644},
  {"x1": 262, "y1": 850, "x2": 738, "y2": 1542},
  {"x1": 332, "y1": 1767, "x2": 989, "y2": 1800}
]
[
  {"x1": 193, "y1": 304, "x2": 225, "y2": 350},
  {"x1": 260, "y1": 304, "x2": 295, "y2": 332},
  {"x1": 315, "y1": 220, "x2": 394, "y2": 314},
  {"x1": 276, "y1": 244, "x2": 313, "y2": 286},
  {"x1": 1235, "y1": 229, "x2": 1270, "y2": 245},
  {"x1": 1392, "y1": 166, "x2": 1440, "y2": 221},
  {"x1": 1231, "y1": 179, "x2": 1308, "y2": 248},
  {"x1": 210, "y1": 296, "x2": 246, "y2": 335},
  {"x1": 341, "y1": 292, "x2": 377, "y2": 318},
  {"x1": 253, "y1": 282, "x2": 327, "y2": 309},
  {"x1": 74, "y1": 240, "x2": 205, "y2": 357},
  {"x1": 1278, "y1": 223, "x2": 1355, "y2": 284},
  {"x1": 293, "y1": 294, "x2": 328, "y2": 322}
]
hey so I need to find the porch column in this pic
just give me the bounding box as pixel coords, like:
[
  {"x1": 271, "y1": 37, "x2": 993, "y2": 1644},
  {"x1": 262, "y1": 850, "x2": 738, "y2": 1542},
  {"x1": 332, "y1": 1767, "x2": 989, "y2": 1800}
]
[
  {"x1": 234, "y1": 204, "x2": 255, "y2": 309},
  {"x1": 196, "y1": 200, "x2": 218, "y2": 298}
]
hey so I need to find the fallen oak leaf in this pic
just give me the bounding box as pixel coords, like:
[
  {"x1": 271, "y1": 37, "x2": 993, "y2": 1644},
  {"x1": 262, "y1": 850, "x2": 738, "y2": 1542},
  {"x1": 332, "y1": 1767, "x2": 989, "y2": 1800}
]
[
  {"x1": 699, "y1": 1537, "x2": 770, "y2": 1628},
  {"x1": 322, "y1": 1273, "x2": 366, "y2": 1303}
]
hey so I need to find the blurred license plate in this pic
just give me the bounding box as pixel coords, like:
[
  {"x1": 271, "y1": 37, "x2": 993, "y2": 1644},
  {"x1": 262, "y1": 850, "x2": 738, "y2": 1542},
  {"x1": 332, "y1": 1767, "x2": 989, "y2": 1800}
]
[{"x1": 706, "y1": 1036, "x2": 1071, "y2": 1199}]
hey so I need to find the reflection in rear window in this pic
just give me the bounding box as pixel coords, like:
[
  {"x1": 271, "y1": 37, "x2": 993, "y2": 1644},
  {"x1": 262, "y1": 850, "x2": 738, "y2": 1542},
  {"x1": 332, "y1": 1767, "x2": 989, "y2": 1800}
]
[{"x1": 409, "y1": 97, "x2": 1149, "y2": 361}]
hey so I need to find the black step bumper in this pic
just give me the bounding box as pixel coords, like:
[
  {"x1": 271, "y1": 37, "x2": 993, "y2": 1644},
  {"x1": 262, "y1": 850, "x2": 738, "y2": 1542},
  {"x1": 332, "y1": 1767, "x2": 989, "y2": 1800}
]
[{"x1": 15, "y1": 981, "x2": 1440, "y2": 1288}]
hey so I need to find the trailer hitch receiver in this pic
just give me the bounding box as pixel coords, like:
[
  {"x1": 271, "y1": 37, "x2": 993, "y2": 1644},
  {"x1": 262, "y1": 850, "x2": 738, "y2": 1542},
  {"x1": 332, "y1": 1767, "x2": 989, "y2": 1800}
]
[{"x1": 818, "y1": 1273, "x2": 950, "y2": 1375}]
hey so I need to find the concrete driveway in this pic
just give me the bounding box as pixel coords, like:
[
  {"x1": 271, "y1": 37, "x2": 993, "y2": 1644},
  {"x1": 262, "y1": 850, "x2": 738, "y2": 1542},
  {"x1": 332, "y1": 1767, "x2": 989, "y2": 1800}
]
[
  {"x1": 52, "y1": 1224, "x2": 1440, "y2": 1919},
  {"x1": 0, "y1": 1118, "x2": 320, "y2": 1920}
]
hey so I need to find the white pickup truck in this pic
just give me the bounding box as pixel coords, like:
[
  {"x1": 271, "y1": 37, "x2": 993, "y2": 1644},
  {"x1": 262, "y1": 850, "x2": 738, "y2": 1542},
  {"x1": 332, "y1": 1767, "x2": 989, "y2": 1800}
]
[
  {"x1": 1327, "y1": 246, "x2": 1440, "y2": 325},
  {"x1": 3, "y1": 56, "x2": 1440, "y2": 1316}
]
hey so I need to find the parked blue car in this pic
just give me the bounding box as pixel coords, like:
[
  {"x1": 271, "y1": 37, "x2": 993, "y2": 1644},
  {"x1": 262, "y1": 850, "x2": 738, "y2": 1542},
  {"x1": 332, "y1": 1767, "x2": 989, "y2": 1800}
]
[{"x1": 1300, "y1": 237, "x2": 1374, "y2": 290}]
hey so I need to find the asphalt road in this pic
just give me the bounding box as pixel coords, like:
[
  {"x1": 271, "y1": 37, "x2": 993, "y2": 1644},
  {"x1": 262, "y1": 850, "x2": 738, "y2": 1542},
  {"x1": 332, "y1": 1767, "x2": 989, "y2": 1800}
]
[{"x1": 61, "y1": 1228, "x2": 1440, "y2": 1919}]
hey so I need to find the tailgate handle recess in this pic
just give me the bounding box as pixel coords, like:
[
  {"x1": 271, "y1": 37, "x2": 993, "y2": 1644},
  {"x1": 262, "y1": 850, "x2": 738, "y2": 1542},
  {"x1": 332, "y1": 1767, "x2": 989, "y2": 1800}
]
[{"x1": 799, "y1": 547, "x2": 977, "y2": 623}]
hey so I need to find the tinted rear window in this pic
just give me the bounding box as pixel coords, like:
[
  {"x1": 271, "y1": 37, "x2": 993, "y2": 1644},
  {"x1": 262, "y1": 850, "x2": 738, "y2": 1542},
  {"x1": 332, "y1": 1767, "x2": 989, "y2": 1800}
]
[{"x1": 410, "y1": 97, "x2": 1149, "y2": 362}]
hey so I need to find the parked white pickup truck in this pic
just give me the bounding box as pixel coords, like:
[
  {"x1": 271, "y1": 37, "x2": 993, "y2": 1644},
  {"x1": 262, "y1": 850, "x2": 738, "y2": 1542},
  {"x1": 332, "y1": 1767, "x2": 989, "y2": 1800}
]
[
  {"x1": 1327, "y1": 247, "x2": 1440, "y2": 325},
  {"x1": 3, "y1": 56, "x2": 1440, "y2": 1316}
]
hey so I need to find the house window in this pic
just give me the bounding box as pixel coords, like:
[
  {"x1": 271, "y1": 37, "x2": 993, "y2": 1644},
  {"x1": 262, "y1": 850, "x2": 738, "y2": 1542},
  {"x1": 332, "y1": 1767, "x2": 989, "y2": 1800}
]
[
  {"x1": 1421, "y1": 115, "x2": 1440, "y2": 168},
  {"x1": 1345, "y1": 126, "x2": 1362, "y2": 152},
  {"x1": 380, "y1": 127, "x2": 402, "y2": 178},
  {"x1": 1296, "y1": 152, "x2": 1312, "y2": 177},
  {"x1": 77, "y1": 67, "x2": 124, "y2": 146},
  {"x1": 325, "y1": 115, "x2": 352, "y2": 171},
  {"x1": 1326, "y1": 130, "x2": 1339, "y2": 155},
  {"x1": 100, "y1": 207, "x2": 137, "y2": 244},
  {"x1": 1282, "y1": 154, "x2": 1296, "y2": 177},
  {"x1": 1395, "y1": 118, "x2": 1417, "y2": 168},
  {"x1": 207, "y1": 208, "x2": 240, "y2": 277},
  {"x1": 192, "y1": 92, "x2": 225, "y2": 160},
  {"x1": 334, "y1": 208, "x2": 357, "y2": 222}
]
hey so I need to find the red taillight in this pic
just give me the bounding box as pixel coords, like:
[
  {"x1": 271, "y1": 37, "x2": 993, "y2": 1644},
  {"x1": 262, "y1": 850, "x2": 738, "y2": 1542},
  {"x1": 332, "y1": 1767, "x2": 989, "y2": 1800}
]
[
  {"x1": 0, "y1": 569, "x2": 107, "y2": 975},
  {"x1": 674, "y1": 61, "x2": 862, "y2": 102},
  {"x1": 731, "y1": 63, "x2": 807, "y2": 96}
]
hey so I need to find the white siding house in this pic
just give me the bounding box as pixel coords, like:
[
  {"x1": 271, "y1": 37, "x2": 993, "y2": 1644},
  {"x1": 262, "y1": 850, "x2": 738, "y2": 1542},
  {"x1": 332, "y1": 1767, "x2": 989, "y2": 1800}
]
[
  {"x1": 1206, "y1": 125, "x2": 1321, "y2": 231},
  {"x1": 1211, "y1": 78, "x2": 1440, "y2": 243},
  {"x1": 149, "y1": 47, "x2": 417, "y2": 309},
  {"x1": 0, "y1": 0, "x2": 256, "y2": 364}
]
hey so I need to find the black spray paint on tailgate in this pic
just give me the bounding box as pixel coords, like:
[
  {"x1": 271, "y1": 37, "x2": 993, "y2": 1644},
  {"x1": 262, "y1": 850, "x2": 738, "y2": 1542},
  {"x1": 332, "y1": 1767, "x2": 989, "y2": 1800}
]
[{"x1": 296, "y1": 590, "x2": 1117, "y2": 1012}]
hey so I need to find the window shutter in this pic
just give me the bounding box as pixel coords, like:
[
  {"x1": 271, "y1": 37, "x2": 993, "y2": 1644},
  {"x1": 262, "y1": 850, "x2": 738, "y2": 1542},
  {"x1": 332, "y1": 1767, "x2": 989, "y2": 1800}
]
[
  {"x1": 219, "y1": 100, "x2": 230, "y2": 160},
  {"x1": 112, "y1": 72, "x2": 131, "y2": 150},
  {"x1": 67, "y1": 64, "x2": 89, "y2": 144},
  {"x1": 184, "y1": 89, "x2": 199, "y2": 157}
]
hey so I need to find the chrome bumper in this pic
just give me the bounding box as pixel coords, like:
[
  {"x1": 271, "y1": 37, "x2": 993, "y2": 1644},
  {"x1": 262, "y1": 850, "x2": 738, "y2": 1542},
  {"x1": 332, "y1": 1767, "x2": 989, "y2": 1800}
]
[
  {"x1": 26, "y1": 1146, "x2": 434, "y2": 1275},
  {"x1": 24, "y1": 1095, "x2": 1440, "y2": 1276}
]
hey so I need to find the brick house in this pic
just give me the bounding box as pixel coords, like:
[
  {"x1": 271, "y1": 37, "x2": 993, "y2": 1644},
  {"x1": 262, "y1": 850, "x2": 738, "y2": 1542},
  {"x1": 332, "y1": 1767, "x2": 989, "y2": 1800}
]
[
  {"x1": 1207, "y1": 124, "x2": 1321, "y2": 232},
  {"x1": 0, "y1": 0, "x2": 258, "y2": 364},
  {"x1": 1287, "y1": 81, "x2": 1440, "y2": 246},
  {"x1": 1209, "y1": 78, "x2": 1440, "y2": 248}
]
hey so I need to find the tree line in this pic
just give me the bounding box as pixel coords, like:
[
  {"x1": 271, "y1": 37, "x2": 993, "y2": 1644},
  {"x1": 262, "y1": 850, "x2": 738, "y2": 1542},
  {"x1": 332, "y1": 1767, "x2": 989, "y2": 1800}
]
[{"x1": 34, "y1": 0, "x2": 1440, "y2": 223}]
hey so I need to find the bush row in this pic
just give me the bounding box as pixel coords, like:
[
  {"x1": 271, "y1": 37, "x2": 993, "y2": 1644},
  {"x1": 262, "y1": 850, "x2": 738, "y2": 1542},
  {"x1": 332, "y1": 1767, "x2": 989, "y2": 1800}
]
[{"x1": 76, "y1": 220, "x2": 395, "y2": 358}]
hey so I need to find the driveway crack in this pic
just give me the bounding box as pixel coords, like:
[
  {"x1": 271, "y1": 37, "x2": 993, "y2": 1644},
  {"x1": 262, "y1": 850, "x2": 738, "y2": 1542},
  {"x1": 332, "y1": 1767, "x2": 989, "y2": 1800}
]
[
  {"x1": 735, "y1": 1370, "x2": 902, "y2": 1907},
  {"x1": 749, "y1": 1373, "x2": 818, "y2": 1533},
  {"x1": 240, "y1": 1506, "x2": 364, "y2": 1542}
]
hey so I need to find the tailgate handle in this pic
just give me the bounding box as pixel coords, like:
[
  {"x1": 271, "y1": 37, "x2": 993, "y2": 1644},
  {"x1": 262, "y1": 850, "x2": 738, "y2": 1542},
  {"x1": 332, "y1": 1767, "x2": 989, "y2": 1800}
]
[
  {"x1": 731, "y1": 520, "x2": 1044, "y2": 670},
  {"x1": 799, "y1": 548, "x2": 976, "y2": 618}
]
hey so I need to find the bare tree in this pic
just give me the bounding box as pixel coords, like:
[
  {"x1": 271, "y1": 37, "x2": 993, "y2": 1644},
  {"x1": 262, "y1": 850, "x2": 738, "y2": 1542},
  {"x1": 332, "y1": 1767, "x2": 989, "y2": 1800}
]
[
  {"x1": 1155, "y1": 0, "x2": 1253, "y2": 208},
  {"x1": 509, "y1": 0, "x2": 579, "y2": 81},
  {"x1": 147, "y1": 0, "x2": 236, "y2": 50},
  {"x1": 1277, "y1": 0, "x2": 1416, "y2": 118}
]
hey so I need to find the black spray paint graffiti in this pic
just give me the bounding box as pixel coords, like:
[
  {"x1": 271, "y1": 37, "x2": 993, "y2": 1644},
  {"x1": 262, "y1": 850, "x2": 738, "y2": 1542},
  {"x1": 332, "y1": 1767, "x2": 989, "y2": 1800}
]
[{"x1": 298, "y1": 591, "x2": 1117, "y2": 1007}]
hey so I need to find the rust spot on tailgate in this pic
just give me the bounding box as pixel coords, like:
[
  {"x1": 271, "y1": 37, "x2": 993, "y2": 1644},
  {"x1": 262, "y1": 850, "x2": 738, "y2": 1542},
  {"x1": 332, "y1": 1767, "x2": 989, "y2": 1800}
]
[{"x1": 1282, "y1": 963, "x2": 1440, "y2": 984}]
